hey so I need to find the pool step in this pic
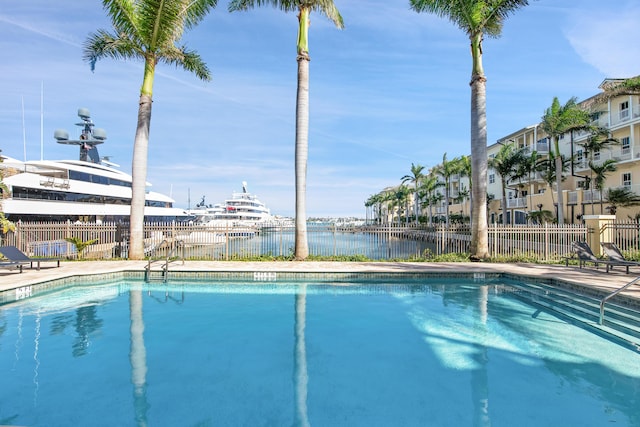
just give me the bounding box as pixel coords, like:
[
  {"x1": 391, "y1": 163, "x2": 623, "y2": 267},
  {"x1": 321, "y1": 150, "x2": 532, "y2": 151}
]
[
  {"x1": 144, "y1": 268, "x2": 168, "y2": 283},
  {"x1": 508, "y1": 281, "x2": 640, "y2": 350}
]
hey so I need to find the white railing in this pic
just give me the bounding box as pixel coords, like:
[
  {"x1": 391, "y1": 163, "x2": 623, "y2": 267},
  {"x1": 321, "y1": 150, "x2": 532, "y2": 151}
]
[{"x1": 2, "y1": 221, "x2": 618, "y2": 262}]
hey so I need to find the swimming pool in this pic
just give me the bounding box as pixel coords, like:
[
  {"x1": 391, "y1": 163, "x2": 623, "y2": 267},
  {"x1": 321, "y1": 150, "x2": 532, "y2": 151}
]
[{"x1": 1, "y1": 275, "x2": 639, "y2": 426}]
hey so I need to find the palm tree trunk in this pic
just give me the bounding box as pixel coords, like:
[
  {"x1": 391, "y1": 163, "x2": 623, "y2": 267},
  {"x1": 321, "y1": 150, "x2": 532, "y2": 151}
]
[
  {"x1": 501, "y1": 180, "x2": 508, "y2": 224},
  {"x1": 469, "y1": 75, "x2": 489, "y2": 259},
  {"x1": 294, "y1": 54, "x2": 310, "y2": 260},
  {"x1": 129, "y1": 93, "x2": 153, "y2": 260},
  {"x1": 554, "y1": 155, "x2": 564, "y2": 223}
]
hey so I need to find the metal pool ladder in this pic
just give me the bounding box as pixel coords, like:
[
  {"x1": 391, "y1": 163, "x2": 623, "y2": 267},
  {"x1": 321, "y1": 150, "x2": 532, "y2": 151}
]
[
  {"x1": 599, "y1": 276, "x2": 640, "y2": 325},
  {"x1": 144, "y1": 239, "x2": 185, "y2": 283}
]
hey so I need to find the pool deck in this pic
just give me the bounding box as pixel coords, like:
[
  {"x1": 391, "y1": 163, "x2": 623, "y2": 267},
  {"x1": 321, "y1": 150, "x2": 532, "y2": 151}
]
[{"x1": 1, "y1": 260, "x2": 639, "y2": 300}]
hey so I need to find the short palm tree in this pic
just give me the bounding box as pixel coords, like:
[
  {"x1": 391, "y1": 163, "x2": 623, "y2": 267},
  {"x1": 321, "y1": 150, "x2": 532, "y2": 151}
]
[
  {"x1": 457, "y1": 155, "x2": 472, "y2": 225},
  {"x1": 84, "y1": 0, "x2": 217, "y2": 259},
  {"x1": 488, "y1": 142, "x2": 526, "y2": 224},
  {"x1": 606, "y1": 187, "x2": 640, "y2": 215},
  {"x1": 401, "y1": 163, "x2": 425, "y2": 224},
  {"x1": 434, "y1": 153, "x2": 461, "y2": 228},
  {"x1": 0, "y1": 155, "x2": 15, "y2": 235},
  {"x1": 578, "y1": 127, "x2": 618, "y2": 214},
  {"x1": 418, "y1": 172, "x2": 443, "y2": 225},
  {"x1": 410, "y1": 0, "x2": 531, "y2": 260},
  {"x1": 518, "y1": 149, "x2": 539, "y2": 217},
  {"x1": 589, "y1": 159, "x2": 617, "y2": 213},
  {"x1": 536, "y1": 151, "x2": 570, "y2": 209},
  {"x1": 229, "y1": 0, "x2": 343, "y2": 260}
]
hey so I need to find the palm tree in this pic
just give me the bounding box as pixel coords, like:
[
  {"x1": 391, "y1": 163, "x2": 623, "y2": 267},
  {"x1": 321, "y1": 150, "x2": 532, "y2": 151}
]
[
  {"x1": 457, "y1": 155, "x2": 472, "y2": 225},
  {"x1": 229, "y1": 0, "x2": 344, "y2": 260},
  {"x1": 589, "y1": 159, "x2": 617, "y2": 213},
  {"x1": 518, "y1": 149, "x2": 539, "y2": 218},
  {"x1": 394, "y1": 185, "x2": 410, "y2": 226},
  {"x1": 434, "y1": 153, "x2": 461, "y2": 228},
  {"x1": 401, "y1": 163, "x2": 425, "y2": 224},
  {"x1": 536, "y1": 151, "x2": 570, "y2": 211},
  {"x1": 0, "y1": 154, "x2": 15, "y2": 235},
  {"x1": 488, "y1": 142, "x2": 526, "y2": 224},
  {"x1": 419, "y1": 172, "x2": 443, "y2": 225},
  {"x1": 605, "y1": 187, "x2": 640, "y2": 215},
  {"x1": 578, "y1": 127, "x2": 619, "y2": 214},
  {"x1": 410, "y1": 0, "x2": 531, "y2": 260},
  {"x1": 540, "y1": 97, "x2": 592, "y2": 224},
  {"x1": 84, "y1": 0, "x2": 217, "y2": 259}
]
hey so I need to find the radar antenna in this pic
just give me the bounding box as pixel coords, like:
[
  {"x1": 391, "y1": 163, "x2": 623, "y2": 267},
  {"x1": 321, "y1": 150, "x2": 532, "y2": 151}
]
[{"x1": 53, "y1": 108, "x2": 107, "y2": 163}]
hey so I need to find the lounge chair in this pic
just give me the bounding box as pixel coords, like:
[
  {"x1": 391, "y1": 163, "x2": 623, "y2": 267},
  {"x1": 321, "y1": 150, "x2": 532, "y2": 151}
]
[
  {"x1": 601, "y1": 242, "x2": 640, "y2": 270},
  {"x1": 567, "y1": 241, "x2": 631, "y2": 273},
  {"x1": 0, "y1": 245, "x2": 61, "y2": 270},
  {"x1": 0, "y1": 260, "x2": 22, "y2": 273}
]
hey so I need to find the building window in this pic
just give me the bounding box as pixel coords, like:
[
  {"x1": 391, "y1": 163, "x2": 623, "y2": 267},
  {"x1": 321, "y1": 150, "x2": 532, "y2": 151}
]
[
  {"x1": 489, "y1": 174, "x2": 495, "y2": 184},
  {"x1": 622, "y1": 172, "x2": 632, "y2": 188},
  {"x1": 620, "y1": 100, "x2": 630, "y2": 121},
  {"x1": 621, "y1": 136, "x2": 630, "y2": 155},
  {"x1": 593, "y1": 148, "x2": 601, "y2": 161}
]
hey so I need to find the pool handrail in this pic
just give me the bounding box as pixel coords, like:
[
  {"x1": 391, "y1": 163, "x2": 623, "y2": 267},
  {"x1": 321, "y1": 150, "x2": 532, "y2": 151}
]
[
  {"x1": 145, "y1": 239, "x2": 185, "y2": 282},
  {"x1": 599, "y1": 276, "x2": 640, "y2": 325}
]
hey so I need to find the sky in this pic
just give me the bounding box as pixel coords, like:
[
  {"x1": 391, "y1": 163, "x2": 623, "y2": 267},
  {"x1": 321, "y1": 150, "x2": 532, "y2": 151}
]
[{"x1": 1, "y1": 1, "x2": 639, "y2": 218}]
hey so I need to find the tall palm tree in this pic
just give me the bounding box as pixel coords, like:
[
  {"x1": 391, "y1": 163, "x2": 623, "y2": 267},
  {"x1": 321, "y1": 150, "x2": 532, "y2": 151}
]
[
  {"x1": 488, "y1": 142, "x2": 526, "y2": 224},
  {"x1": 229, "y1": 0, "x2": 344, "y2": 260},
  {"x1": 401, "y1": 163, "x2": 425, "y2": 224},
  {"x1": 84, "y1": 0, "x2": 217, "y2": 259},
  {"x1": 410, "y1": 0, "x2": 531, "y2": 260},
  {"x1": 540, "y1": 97, "x2": 591, "y2": 224}
]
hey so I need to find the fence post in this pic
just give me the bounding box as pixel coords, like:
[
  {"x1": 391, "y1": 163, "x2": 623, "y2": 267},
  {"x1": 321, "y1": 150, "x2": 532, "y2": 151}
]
[
  {"x1": 544, "y1": 222, "x2": 549, "y2": 260},
  {"x1": 583, "y1": 215, "x2": 616, "y2": 257},
  {"x1": 492, "y1": 223, "x2": 497, "y2": 258}
]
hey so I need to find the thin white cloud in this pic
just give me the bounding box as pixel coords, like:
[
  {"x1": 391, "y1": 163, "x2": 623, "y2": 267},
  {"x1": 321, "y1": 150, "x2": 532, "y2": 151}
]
[{"x1": 564, "y1": 5, "x2": 640, "y2": 77}]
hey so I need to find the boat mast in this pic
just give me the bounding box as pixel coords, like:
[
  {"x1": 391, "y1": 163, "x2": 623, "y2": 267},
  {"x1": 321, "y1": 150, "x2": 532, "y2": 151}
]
[{"x1": 53, "y1": 108, "x2": 107, "y2": 163}]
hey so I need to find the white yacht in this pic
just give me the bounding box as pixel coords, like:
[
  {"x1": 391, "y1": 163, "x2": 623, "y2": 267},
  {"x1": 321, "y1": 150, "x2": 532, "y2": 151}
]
[
  {"x1": 191, "y1": 182, "x2": 275, "y2": 227},
  {"x1": 0, "y1": 108, "x2": 188, "y2": 223}
]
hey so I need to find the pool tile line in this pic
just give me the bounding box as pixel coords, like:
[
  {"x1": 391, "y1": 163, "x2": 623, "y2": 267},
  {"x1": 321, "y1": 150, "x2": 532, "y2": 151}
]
[{"x1": 1, "y1": 267, "x2": 638, "y2": 311}]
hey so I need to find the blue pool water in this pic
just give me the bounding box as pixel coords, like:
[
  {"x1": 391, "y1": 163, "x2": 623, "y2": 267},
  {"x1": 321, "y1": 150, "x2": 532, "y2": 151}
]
[{"x1": 1, "y1": 278, "x2": 639, "y2": 426}]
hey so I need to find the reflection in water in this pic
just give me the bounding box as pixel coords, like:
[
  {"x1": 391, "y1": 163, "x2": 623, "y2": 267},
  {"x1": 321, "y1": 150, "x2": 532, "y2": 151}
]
[
  {"x1": 130, "y1": 288, "x2": 149, "y2": 427},
  {"x1": 49, "y1": 306, "x2": 104, "y2": 357},
  {"x1": 33, "y1": 311, "x2": 41, "y2": 406},
  {"x1": 293, "y1": 286, "x2": 310, "y2": 427},
  {"x1": 73, "y1": 306, "x2": 103, "y2": 357},
  {"x1": 472, "y1": 285, "x2": 490, "y2": 427},
  {"x1": 13, "y1": 309, "x2": 23, "y2": 369}
]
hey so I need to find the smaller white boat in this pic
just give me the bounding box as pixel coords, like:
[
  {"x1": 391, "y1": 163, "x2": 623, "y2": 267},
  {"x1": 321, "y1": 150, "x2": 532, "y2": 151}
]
[{"x1": 191, "y1": 182, "x2": 275, "y2": 227}]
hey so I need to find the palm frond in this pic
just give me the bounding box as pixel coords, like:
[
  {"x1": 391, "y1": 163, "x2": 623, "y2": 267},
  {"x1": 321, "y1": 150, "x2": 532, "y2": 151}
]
[
  {"x1": 161, "y1": 46, "x2": 212, "y2": 81},
  {"x1": 83, "y1": 30, "x2": 144, "y2": 71}
]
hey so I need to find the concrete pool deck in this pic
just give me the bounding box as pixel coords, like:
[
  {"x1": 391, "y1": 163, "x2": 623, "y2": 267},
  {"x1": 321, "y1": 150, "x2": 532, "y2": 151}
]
[{"x1": 0, "y1": 260, "x2": 639, "y2": 301}]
